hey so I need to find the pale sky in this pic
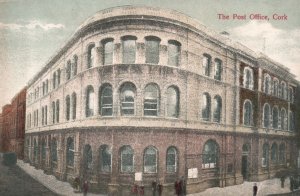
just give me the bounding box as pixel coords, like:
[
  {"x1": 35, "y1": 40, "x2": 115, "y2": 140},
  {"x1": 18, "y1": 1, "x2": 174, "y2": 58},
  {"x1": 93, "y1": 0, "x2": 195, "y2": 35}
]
[{"x1": 0, "y1": 0, "x2": 299, "y2": 109}]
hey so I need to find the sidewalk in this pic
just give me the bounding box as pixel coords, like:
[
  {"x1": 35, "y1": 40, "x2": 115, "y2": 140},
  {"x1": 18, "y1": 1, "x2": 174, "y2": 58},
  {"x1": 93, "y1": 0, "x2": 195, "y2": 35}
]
[
  {"x1": 17, "y1": 159, "x2": 294, "y2": 196},
  {"x1": 17, "y1": 160, "x2": 105, "y2": 196}
]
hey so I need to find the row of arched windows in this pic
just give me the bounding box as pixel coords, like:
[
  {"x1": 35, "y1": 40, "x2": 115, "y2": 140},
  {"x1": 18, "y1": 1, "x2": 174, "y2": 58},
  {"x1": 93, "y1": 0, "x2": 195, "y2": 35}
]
[
  {"x1": 262, "y1": 142, "x2": 285, "y2": 167},
  {"x1": 202, "y1": 54, "x2": 223, "y2": 81},
  {"x1": 262, "y1": 103, "x2": 295, "y2": 131}
]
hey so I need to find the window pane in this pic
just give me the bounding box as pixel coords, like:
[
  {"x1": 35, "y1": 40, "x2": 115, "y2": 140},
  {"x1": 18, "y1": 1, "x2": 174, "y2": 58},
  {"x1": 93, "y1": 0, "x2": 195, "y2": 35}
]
[
  {"x1": 166, "y1": 147, "x2": 176, "y2": 173},
  {"x1": 166, "y1": 87, "x2": 179, "y2": 117},
  {"x1": 100, "y1": 85, "x2": 113, "y2": 116},
  {"x1": 144, "y1": 84, "x2": 159, "y2": 116},
  {"x1": 121, "y1": 146, "x2": 134, "y2": 172},
  {"x1": 168, "y1": 42, "x2": 180, "y2": 66},
  {"x1": 214, "y1": 60, "x2": 222, "y2": 80},
  {"x1": 101, "y1": 146, "x2": 111, "y2": 172},
  {"x1": 263, "y1": 104, "x2": 270, "y2": 128},
  {"x1": 67, "y1": 138, "x2": 74, "y2": 166},
  {"x1": 86, "y1": 87, "x2": 94, "y2": 117},
  {"x1": 122, "y1": 39, "x2": 136, "y2": 64},
  {"x1": 203, "y1": 55, "x2": 210, "y2": 76},
  {"x1": 121, "y1": 83, "x2": 135, "y2": 116},
  {"x1": 213, "y1": 96, "x2": 222, "y2": 122},
  {"x1": 146, "y1": 39, "x2": 159, "y2": 64},
  {"x1": 66, "y1": 96, "x2": 70, "y2": 121},
  {"x1": 88, "y1": 45, "x2": 95, "y2": 68},
  {"x1": 202, "y1": 94, "x2": 210, "y2": 121},
  {"x1": 72, "y1": 93, "x2": 77, "y2": 120},
  {"x1": 104, "y1": 41, "x2": 113, "y2": 65}
]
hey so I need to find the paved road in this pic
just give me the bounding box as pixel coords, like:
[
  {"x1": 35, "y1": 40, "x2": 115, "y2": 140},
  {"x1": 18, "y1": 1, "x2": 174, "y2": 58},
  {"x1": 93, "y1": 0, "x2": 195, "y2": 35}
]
[{"x1": 0, "y1": 156, "x2": 57, "y2": 196}]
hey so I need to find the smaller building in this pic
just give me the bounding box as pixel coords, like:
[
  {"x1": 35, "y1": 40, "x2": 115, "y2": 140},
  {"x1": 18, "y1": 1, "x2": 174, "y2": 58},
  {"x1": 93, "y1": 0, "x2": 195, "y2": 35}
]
[{"x1": 1, "y1": 87, "x2": 27, "y2": 159}]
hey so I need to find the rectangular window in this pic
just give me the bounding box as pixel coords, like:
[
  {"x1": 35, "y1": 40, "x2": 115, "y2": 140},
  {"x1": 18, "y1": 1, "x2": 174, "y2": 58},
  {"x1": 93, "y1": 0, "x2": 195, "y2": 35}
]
[
  {"x1": 145, "y1": 39, "x2": 159, "y2": 64},
  {"x1": 203, "y1": 55, "x2": 211, "y2": 76},
  {"x1": 168, "y1": 41, "x2": 180, "y2": 66},
  {"x1": 122, "y1": 39, "x2": 136, "y2": 64},
  {"x1": 103, "y1": 40, "x2": 114, "y2": 65}
]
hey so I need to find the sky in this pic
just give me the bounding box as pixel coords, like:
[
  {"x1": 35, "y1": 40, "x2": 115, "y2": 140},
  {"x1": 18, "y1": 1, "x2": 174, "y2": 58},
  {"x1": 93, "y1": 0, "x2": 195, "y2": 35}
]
[{"x1": 0, "y1": 0, "x2": 299, "y2": 109}]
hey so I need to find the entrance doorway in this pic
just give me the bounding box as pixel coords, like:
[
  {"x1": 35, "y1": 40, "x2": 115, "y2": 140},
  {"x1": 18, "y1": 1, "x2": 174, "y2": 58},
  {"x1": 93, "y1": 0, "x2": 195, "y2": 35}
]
[{"x1": 241, "y1": 144, "x2": 250, "y2": 180}]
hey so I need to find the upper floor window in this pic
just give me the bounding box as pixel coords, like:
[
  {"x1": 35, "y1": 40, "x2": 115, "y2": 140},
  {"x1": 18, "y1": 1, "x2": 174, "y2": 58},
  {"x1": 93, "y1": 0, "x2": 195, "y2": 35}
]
[
  {"x1": 289, "y1": 111, "x2": 295, "y2": 131},
  {"x1": 102, "y1": 38, "x2": 114, "y2": 65},
  {"x1": 145, "y1": 36, "x2": 160, "y2": 64},
  {"x1": 263, "y1": 74, "x2": 271, "y2": 94},
  {"x1": 65, "y1": 95, "x2": 70, "y2": 121},
  {"x1": 99, "y1": 84, "x2": 113, "y2": 116},
  {"x1": 144, "y1": 84, "x2": 159, "y2": 116},
  {"x1": 56, "y1": 99, "x2": 60, "y2": 123},
  {"x1": 120, "y1": 82, "x2": 136, "y2": 116},
  {"x1": 83, "y1": 144, "x2": 93, "y2": 170},
  {"x1": 52, "y1": 101, "x2": 55, "y2": 124},
  {"x1": 144, "y1": 146, "x2": 158, "y2": 173},
  {"x1": 166, "y1": 147, "x2": 177, "y2": 173},
  {"x1": 202, "y1": 93, "x2": 211, "y2": 121},
  {"x1": 273, "y1": 79, "x2": 279, "y2": 97},
  {"x1": 281, "y1": 108, "x2": 287, "y2": 130},
  {"x1": 72, "y1": 92, "x2": 77, "y2": 120},
  {"x1": 289, "y1": 87, "x2": 294, "y2": 103},
  {"x1": 202, "y1": 140, "x2": 219, "y2": 169},
  {"x1": 166, "y1": 86, "x2": 179, "y2": 118},
  {"x1": 279, "y1": 143, "x2": 285, "y2": 164},
  {"x1": 66, "y1": 60, "x2": 71, "y2": 80},
  {"x1": 272, "y1": 107, "x2": 279, "y2": 129},
  {"x1": 44, "y1": 106, "x2": 47, "y2": 125},
  {"x1": 57, "y1": 69, "x2": 61, "y2": 86},
  {"x1": 87, "y1": 44, "x2": 96, "y2": 68},
  {"x1": 45, "y1": 79, "x2": 48, "y2": 93},
  {"x1": 263, "y1": 103, "x2": 270, "y2": 128},
  {"x1": 53, "y1": 72, "x2": 57, "y2": 89},
  {"x1": 120, "y1": 145, "x2": 134, "y2": 173},
  {"x1": 72, "y1": 55, "x2": 78, "y2": 76},
  {"x1": 214, "y1": 59, "x2": 222, "y2": 81},
  {"x1": 86, "y1": 85, "x2": 95, "y2": 117},
  {"x1": 122, "y1": 36, "x2": 137, "y2": 64},
  {"x1": 100, "y1": 145, "x2": 111, "y2": 172},
  {"x1": 168, "y1": 40, "x2": 181, "y2": 67},
  {"x1": 243, "y1": 100, "x2": 253, "y2": 126},
  {"x1": 281, "y1": 82, "x2": 287, "y2": 99},
  {"x1": 213, "y1": 95, "x2": 222, "y2": 123},
  {"x1": 66, "y1": 137, "x2": 74, "y2": 167},
  {"x1": 203, "y1": 54, "x2": 211, "y2": 77}
]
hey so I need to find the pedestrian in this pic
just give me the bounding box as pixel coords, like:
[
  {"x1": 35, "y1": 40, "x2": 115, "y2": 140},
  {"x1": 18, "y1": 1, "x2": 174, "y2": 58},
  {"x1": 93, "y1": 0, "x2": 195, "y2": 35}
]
[
  {"x1": 152, "y1": 180, "x2": 157, "y2": 196},
  {"x1": 175, "y1": 178, "x2": 182, "y2": 196},
  {"x1": 157, "y1": 182, "x2": 163, "y2": 196},
  {"x1": 180, "y1": 176, "x2": 186, "y2": 196},
  {"x1": 253, "y1": 183, "x2": 258, "y2": 196},
  {"x1": 82, "y1": 180, "x2": 89, "y2": 196},
  {"x1": 280, "y1": 176, "x2": 285, "y2": 188},
  {"x1": 290, "y1": 176, "x2": 294, "y2": 191}
]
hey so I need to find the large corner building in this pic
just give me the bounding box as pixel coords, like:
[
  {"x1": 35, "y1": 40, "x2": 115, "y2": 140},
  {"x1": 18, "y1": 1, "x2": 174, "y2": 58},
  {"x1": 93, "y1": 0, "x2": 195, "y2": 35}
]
[{"x1": 24, "y1": 6, "x2": 299, "y2": 195}]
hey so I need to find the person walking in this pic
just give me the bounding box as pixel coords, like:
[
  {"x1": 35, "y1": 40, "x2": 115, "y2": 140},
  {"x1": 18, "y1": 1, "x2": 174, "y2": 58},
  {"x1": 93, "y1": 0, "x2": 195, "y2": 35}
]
[
  {"x1": 180, "y1": 176, "x2": 186, "y2": 196},
  {"x1": 157, "y1": 182, "x2": 163, "y2": 196},
  {"x1": 174, "y1": 178, "x2": 182, "y2": 196},
  {"x1": 82, "y1": 180, "x2": 89, "y2": 196},
  {"x1": 253, "y1": 183, "x2": 258, "y2": 196}
]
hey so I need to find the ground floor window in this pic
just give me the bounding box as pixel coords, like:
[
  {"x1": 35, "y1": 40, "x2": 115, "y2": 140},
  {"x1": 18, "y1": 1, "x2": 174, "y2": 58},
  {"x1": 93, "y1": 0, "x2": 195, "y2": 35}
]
[{"x1": 202, "y1": 140, "x2": 219, "y2": 169}]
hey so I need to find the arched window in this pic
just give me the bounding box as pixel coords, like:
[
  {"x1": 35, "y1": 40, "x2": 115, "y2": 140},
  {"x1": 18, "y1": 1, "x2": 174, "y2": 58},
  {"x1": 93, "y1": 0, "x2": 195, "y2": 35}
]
[
  {"x1": 83, "y1": 144, "x2": 93, "y2": 170},
  {"x1": 166, "y1": 86, "x2": 179, "y2": 118},
  {"x1": 120, "y1": 82, "x2": 136, "y2": 116},
  {"x1": 144, "y1": 146, "x2": 158, "y2": 173},
  {"x1": 120, "y1": 146, "x2": 134, "y2": 172},
  {"x1": 46, "y1": 79, "x2": 48, "y2": 93},
  {"x1": 281, "y1": 108, "x2": 287, "y2": 130},
  {"x1": 122, "y1": 36, "x2": 137, "y2": 64},
  {"x1": 66, "y1": 137, "x2": 74, "y2": 167},
  {"x1": 72, "y1": 92, "x2": 77, "y2": 120},
  {"x1": 102, "y1": 38, "x2": 114, "y2": 65},
  {"x1": 272, "y1": 107, "x2": 279, "y2": 129},
  {"x1": 144, "y1": 84, "x2": 159, "y2": 116},
  {"x1": 243, "y1": 100, "x2": 253, "y2": 126},
  {"x1": 289, "y1": 111, "x2": 295, "y2": 131},
  {"x1": 42, "y1": 107, "x2": 45, "y2": 125},
  {"x1": 289, "y1": 87, "x2": 294, "y2": 103},
  {"x1": 65, "y1": 95, "x2": 70, "y2": 121},
  {"x1": 263, "y1": 103, "x2": 270, "y2": 128},
  {"x1": 264, "y1": 74, "x2": 271, "y2": 94},
  {"x1": 52, "y1": 101, "x2": 55, "y2": 124},
  {"x1": 145, "y1": 36, "x2": 160, "y2": 64},
  {"x1": 87, "y1": 43, "x2": 96, "y2": 68},
  {"x1": 202, "y1": 93, "x2": 211, "y2": 121},
  {"x1": 214, "y1": 59, "x2": 222, "y2": 81},
  {"x1": 53, "y1": 72, "x2": 57, "y2": 89},
  {"x1": 281, "y1": 82, "x2": 287, "y2": 99},
  {"x1": 213, "y1": 95, "x2": 222, "y2": 123},
  {"x1": 202, "y1": 140, "x2": 219, "y2": 168},
  {"x1": 166, "y1": 147, "x2": 177, "y2": 173},
  {"x1": 271, "y1": 143, "x2": 278, "y2": 163},
  {"x1": 33, "y1": 139, "x2": 38, "y2": 163},
  {"x1": 57, "y1": 69, "x2": 61, "y2": 86},
  {"x1": 279, "y1": 143, "x2": 285, "y2": 164},
  {"x1": 51, "y1": 138, "x2": 57, "y2": 163},
  {"x1": 203, "y1": 54, "x2": 211, "y2": 76},
  {"x1": 42, "y1": 139, "x2": 46, "y2": 160},
  {"x1": 168, "y1": 40, "x2": 181, "y2": 66},
  {"x1": 51, "y1": 138, "x2": 57, "y2": 162},
  {"x1": 99, "y1": 84, "x2": 113, "y2": 116},
  {"x1": 56, "y1": 99, "x2": 60, "y2": 123},
  {"x1": 72, "y1": 55, "x2": 78, "y2": 76},
  {"x1": 66, "y1": 60, "x2": 71, "y2": 80},
  {"x1": 45, "y1": 106, "x2": 47, "y2": 125},
  {"x1": 99, "y1": 145, "x2": 111, "y2": 172},
  {"x1": 86, "y1": 85, "x2": 95, "y2": 117},
  {"x1": 262, "y1": 143, "x2": 269, "y2": 167},
  {"x1": 273, "y1": 79, "x2": 279, "y2": 96}
]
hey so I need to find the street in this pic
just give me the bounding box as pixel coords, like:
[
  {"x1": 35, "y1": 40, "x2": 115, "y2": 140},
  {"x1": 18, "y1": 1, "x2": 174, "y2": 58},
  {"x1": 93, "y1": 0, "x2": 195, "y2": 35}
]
[{"x1": 0, "y1": 155, "x2": 57, "y2": 196}]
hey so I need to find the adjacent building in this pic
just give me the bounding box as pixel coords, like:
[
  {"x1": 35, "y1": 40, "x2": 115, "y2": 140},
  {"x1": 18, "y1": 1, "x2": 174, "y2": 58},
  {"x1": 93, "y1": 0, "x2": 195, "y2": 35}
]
[
  {"x1": 1, "y1": 88, "x2": 27, "y2": 159},
  {"x1": 24, "y1": 6, "x2": 299, "y2": 195}
]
